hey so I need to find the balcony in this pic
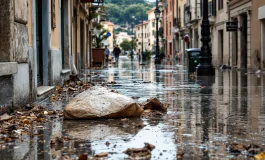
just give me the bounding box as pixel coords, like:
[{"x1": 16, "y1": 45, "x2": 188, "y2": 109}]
[{"x1": 173, "y1": 18, "x2": 181, "y2": 28}]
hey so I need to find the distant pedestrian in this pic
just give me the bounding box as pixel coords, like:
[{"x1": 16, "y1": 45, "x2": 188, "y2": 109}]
[
  {"x1": 113, "y1": 44, "x2": 121, "y2": 62},
  {"x1": 177, "y1": 52, "x2": 181, "y2": 64},
  {"x1": 104, "y1": 45, "x2": 110, "y2": 62}
]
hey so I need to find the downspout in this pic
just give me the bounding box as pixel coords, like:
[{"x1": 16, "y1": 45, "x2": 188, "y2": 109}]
[
  {"x1": 173, "y1": 0, "x2": 175, "y2": 60},
  {"x1": 227, "y1": 0, "x2": 231, "y2": 66}
]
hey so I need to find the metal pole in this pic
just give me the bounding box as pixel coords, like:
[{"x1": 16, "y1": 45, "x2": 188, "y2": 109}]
[
  {"x1": 155, "y1": 0, "x2": 161, "y2": 64},
  {"x1": 196, "y1": 0, "x2": 215, "y2": 76},
  {"x1": 142, "y1": 11, "x2": 144, "y2": 60}
]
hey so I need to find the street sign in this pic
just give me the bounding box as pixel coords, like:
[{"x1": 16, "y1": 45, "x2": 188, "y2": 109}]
[{"x1": 226, "y1": 22, "x2": 238, "y2": 32}]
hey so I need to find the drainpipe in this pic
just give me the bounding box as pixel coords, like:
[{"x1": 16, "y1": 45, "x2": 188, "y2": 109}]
[
  {"x1": 227, "y1": 0, "x2": 231, "y2": 66},
  {"x1": 173, "y1": 0, "x2": 175, "y2": 60}
]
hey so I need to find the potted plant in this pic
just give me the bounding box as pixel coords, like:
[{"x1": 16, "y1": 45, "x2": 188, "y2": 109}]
[{"x1": 92, "y1": 24, "x2": 109, "y2": 66}]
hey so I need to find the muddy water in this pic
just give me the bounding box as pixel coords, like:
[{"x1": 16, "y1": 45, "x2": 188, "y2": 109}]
[{"x1": 1, "y1": 56, "x2": 265, "y2": 159}]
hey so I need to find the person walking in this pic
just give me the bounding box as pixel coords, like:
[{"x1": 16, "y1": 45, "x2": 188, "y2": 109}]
[
  {"x1": 177, "y1": 52, "x2": 181, "y2": 64},
  {"x1": 113, "y1": 44, "x2": 121, "y2": 63},
  {"x1": 104, "y1": 45, "x2": 110, "y2": 65}
]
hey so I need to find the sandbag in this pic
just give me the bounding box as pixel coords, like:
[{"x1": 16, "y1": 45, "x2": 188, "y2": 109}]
[{"x1": 64, "y1": 86, "x2": 143, "y2": 119}]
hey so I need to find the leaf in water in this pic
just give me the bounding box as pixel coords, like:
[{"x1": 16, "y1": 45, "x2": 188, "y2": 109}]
[{"x1": 254, "y1": 152, "x2": 265, "y2": 160}]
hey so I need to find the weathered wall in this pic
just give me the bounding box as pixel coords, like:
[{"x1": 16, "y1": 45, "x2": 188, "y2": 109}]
[
  {"x1": 49, "y1": 49, "x2": 62, "y2": 86},
  {"x1": 0, "y1": 76, "x2": 13, "y2": 107},
  {"x1": 27, "y1": 0, "x2": 33, "y2": 47},
  {"x1": 13, "y1": 64, "x2": 30, "y2": 106},
  {"x1": 251, "y1": 0, "x2": 265, "y2": 69},
  {"x1": 51, "y1": 0, "x2": 60, "y2": 49},
  {"x1": 0, "y1": 0, "x2": 14, "y2": 62},
  {"x1": 13, "y1": 0, "x2": 30, "y2": 106},
  {"x1": 14, "y1": 23, "x2": 29, "y2": 63}
]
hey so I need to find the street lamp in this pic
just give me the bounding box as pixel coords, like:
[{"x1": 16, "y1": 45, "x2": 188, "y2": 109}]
[
  {"x1": 154, "y1": 0, "x2": 161, "y2": 64},
  {"x1": 196, "y1": 0, "x2": 215, "y2": 76}
]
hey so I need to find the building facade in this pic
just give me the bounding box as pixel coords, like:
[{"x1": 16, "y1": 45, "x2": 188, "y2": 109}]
[
  {"x1": 136, "y1": 21, "x2": 149, "y2": 54},
  {"x1": 0, "y1": 0, "x2": 104, "y2": 109},
  {"x1": 161, "y1": 0, "x2": 264, "y2": 70},
  {"x1": 161, "y1": 0, "x2": 174, "y2": 59}
]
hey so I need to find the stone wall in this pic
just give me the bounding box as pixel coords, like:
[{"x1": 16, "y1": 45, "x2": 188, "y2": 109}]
[
  {"x1": 0, "y1": 0, "x2": 14, "y2": 62},
  {"x1": 0, "y1": 0, "x2": 30, "y2": 109}
]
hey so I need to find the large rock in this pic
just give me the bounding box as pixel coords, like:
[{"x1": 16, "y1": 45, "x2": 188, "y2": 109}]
[{"x1": 64, "y1": 87, "x2": 144, "y2": 119}]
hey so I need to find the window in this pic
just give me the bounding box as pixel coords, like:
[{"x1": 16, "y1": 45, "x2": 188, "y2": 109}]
[
  {"x1": 152, "y1": 22, "x2": 155, "y2": 27},
  {"x1": 169, "y1": 22, "x2": 171, "y2": 35},
  {"x1": 152, "y1": 30, "x2": 155, "y2": 36},
  {"x1": 218, "y1": 0, "x2": 223, "y2": 10}
]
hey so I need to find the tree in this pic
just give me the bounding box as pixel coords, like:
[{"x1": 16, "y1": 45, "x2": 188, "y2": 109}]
[{"x1": 120, "y1": 39, "x2": 131, "y2": 51}]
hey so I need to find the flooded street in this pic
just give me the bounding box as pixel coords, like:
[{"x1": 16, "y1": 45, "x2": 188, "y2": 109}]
[{"x1": 1, "y1": 56, "x2": 265, "y2": 160}]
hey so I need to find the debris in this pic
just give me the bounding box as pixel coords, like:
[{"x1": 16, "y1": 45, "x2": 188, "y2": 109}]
[
  {"x1": 124, "y1": 143, "x2": 155, "y2": 159},
  {"x1": 228, "y1": 143, "x2": 246, "y2": 153},
  {"x1": 78, "y1": 154, "x2": 88, "y2": 160},
  {"x1": 22, "y1": 119, "x2": 30, "y2": 124},
  {"x1": 142, "y1": 98, "x2": 167, "y2": 111},
  {"x1": 64, "y1": 86, "x2": 144, "y2": 119},
  {"x1": 219, "y1": 65, "x2": 231, "y2": 70},
  {"x1": 50, "y1": 137, "x2": 64, "y2": 146},
  {"x1": 105, "y1": 141, "x2": 110, "y2": 147},
  {"x1": 177, "y1": 151, "x2": 184, "y2": 159},
  {"x1": 93, "y1": 152, "x2": 108, "y2": 158},
  {"x1": 137, "y1": 123, "x2": 146, "y2": 128},
  {"x1": 0, "y1": 114, "x2": 12, "y2": 122},
  {"x1": 254, "y1": 152, "x2": 265, "y2": 159}
]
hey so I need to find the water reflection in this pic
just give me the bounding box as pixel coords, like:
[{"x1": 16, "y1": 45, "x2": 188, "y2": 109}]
[{"x1": 2, "y1": 57, "x2": 265, "y2": 159}]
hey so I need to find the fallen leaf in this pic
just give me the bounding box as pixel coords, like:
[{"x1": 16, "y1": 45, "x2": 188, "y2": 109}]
[
  {"x1": 78, "y1": 154, "x2": 87, "y2": 160},
  {"x1": 22, "y1": 119, "x2": 30, "y2": 124},
  {"x1": 94, "y1": 152, "x2": 108, "y2": 157},
  {"x1": 0, "y1": 114, "x2": 12, "y2": 122},
  {"x1": 255, "y1": 152, "x2": 265, "y2": 159}
]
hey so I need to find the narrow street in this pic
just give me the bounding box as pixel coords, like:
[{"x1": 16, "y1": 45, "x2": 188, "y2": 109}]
[{"x1": 1, "y1": 56, "x2": 265, "y2": 159}]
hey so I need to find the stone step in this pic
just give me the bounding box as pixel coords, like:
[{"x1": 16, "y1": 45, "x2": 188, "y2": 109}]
[{"x1": 36, "y1": 86, "x2": 55, "y2": 102}]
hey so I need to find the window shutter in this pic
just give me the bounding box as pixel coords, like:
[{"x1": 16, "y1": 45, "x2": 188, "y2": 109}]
[{"x1": 212, "y1": 0, "x2": 216, "y2": 16}]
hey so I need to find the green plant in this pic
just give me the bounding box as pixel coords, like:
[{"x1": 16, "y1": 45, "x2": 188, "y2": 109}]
[
  {"x1": 142, "y1": 50, "x2": 152, "y2": 59},
  {"x1": 92, "y1": 24, "x2": 109, "y2": 48}
]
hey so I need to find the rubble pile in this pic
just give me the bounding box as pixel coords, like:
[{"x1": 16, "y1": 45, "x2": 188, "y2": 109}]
[
  {"x1": 50, "y1": 75, "x2": 92, "y2": 102},
  {"x1": 124, "y1": 143, "x2": 155, "y2": 159},
  {"x1": 0, "y1": 104, "x2": 63, "y2": 143},
  {"x1": 141, "y1": 97, "x2": 168, "y2": 111},
  {"x1": 228, "y1": 143, "x2": 265, "y2": 158}
]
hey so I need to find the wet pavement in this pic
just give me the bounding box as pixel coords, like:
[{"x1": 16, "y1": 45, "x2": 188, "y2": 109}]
[{"x1": 1, "y1": 56, "x2": 265, "y2": 159}]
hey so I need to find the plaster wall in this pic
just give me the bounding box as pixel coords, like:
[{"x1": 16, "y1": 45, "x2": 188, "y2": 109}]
[
  {"x1": 251, "y1": 1, "x2": 265, "y2": 69},
  {"x1": 51, "y1": 0, "x2": 60, "y2": 49},
  {"x1": 27, "y1": 0, "x2": 33, "y2": 47},
  {"x1": 49, "y1": 49, "x2": 62, "y2": 86},
  {"x1": 13, "y1": 64, "x2": 30, "y2": 107}
]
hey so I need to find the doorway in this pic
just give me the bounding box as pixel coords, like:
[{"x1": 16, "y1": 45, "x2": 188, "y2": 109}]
[
  {"x1": 36, "y1": 0, "x2": 43, "y2": 85},
  {"x1": 241, "y1": 14, "x2": 248, "y2": 69},
  {"x1": 36, "y1": 0, "x2": 49, "y2": 86},
  {"x1": 218, "y1": 29, "x2": 224, "y2": 65},
  {"x1": 232, "y1": 18, "x2": 238, "y2": 67}
]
